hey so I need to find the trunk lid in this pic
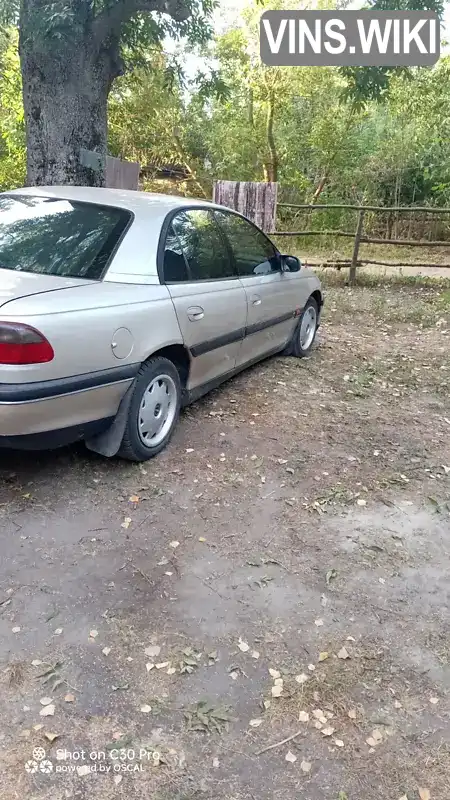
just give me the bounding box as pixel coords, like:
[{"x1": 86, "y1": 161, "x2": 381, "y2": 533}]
[{"x1": 0, "y1": 268, "x2": 92, "y2": 309}]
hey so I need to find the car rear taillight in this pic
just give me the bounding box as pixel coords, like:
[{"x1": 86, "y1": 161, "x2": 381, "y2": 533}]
[{"x1": 0, "y1": 322, "x2": 54, "y2": 364}]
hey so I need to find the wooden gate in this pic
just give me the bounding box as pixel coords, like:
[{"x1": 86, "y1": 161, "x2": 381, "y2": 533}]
[{"x1": 213, "y1": 180, "x2": 278, "y2": 233}]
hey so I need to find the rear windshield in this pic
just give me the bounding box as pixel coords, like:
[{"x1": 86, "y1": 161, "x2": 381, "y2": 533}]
[{"x1": 0, "y1": 195, "x2": 131, "y2": 280}]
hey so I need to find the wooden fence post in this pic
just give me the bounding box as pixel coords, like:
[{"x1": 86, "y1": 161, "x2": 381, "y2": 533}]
[{"x1": 349, "y1": 209, "x2": 365, "y2": 285}]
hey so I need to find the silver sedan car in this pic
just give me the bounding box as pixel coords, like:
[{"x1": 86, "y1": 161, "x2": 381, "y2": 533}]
[{"x1": 0, "y1": 187, "x2": 323, "y2": 461}]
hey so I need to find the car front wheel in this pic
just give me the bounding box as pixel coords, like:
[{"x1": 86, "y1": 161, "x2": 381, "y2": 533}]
[{"x1": 118, "y1": 356, "x2": 181, "y2": 461}]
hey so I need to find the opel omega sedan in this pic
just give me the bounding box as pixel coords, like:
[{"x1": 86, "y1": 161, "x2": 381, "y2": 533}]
[{"x1": 0, "y1": 187, "x2": 323, "y2": 461}]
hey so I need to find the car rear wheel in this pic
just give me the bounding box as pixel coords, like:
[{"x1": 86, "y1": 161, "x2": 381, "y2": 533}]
[
  {"x1": 118, "y1": 357, "x2": 181, "y2": 461},
  {"x1": 285, "y1": 297, "x2": 319, "y2": 358}
]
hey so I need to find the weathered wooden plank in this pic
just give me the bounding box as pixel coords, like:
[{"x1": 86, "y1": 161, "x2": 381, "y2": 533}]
[
  {"x1": 106, "y1": 156, "x2": 140, "y2": 190},
  {"x1": 213, "y1": 180, "x2": 278, "y2": 232}
]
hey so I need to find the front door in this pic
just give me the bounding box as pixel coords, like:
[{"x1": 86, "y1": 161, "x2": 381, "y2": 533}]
[
  {"x1": 214, "y1": 210, "x2": 299, "y2": 366},
  {"x1": 162, "y1": 209, "x2": 247, "y2": 389}
]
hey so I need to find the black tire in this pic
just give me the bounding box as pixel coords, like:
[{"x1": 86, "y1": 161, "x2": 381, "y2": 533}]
[
  {"x1": 118, "y1": 356, "x2": 181, "y2": 462},
  {"x1": 285, "y1": 297, "x2": 319, "y2": 358}
]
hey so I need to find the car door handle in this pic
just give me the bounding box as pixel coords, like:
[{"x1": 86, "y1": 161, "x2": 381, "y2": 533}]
[
  {"x1": 187, "y1": 306, "x2": 204, "y2": 321},
  {"x1": 251, "y1": 295, "x2": 262, "y2": 306}
]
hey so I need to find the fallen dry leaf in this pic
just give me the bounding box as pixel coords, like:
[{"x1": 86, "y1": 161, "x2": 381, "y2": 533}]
[
  {"x1": 285, "y1": 751, "x2": 297, "y2": 763},
  {"x1": 334, "y1": 739, "x2": 344, "y2": 747},
  {"x1": 40, "y1": 697, "x2": 53, "y2": 706},
  {"x1": 121, "y1": 517, "x2": 131, "y2": 529},
  {"x1": 238, "y1": 638, "x2": 249, "y2": 653},
  {"x1": 167, "y1": 667, "x2": 176, "y2": 675},
  {"x1": 249, "y1": 718, "x2": 263, "y2": 727},
  {"x1": 251, "y1": 650, "x2": 260, "y2": 660},
  {"x1": 33, "y1": 724, "x2": 43, "y2": 731},
  {"x1": 40, "y1": 704, "x2": 55, "y2": 717},
  {"x1": 140, "y1": 705, "x2": 152, "y2": 714},
  {"x1": 129, "y1": 495, "x2": 139, "y2": 503},
  {"x1": 44, "y1": 732, "x2": 59, "y2": 742},
  {"x1": 299, "y1": 710, "x2": 310, "y2": 722},
  {"x1": 146, "y1": 662, "x2": 155, "y2": 672},
  {"x1": 155, "y1": 661, "x2": 170, "y2": 669},
  {"x1": 212, "y1": 757, "x2": 220, "y2": 768},
  {"x1": 54, "y1": 628, "x2": 63, "y2": 636},
  {"x1": 102, "y1": 647, "x2": 111, "y2": 656},
  {"x1": 31, "y1": 659, "x2": 43, "y2": 667},
  {"x1": 12, "y1": 627, "x2": 20, "y2": 633},
  {"x1": 419, "y1": 790, "x2": 431, "y2": 800},
  {"x1": 314, "y1": 619, "x2": 324, "y2": 627},
  {"x1": 295, "y1": 673, "x2": 308, "y2": 684},
  {"x1": 318, "y1": 651, "x2": 329, "y2": 662},
  {"x1": 64, "y1": 694, "x2": 75, "y2": 703},
  {"x1": 348, "y1": 708, "x2": 357, "y2": 720},
  {"x1": 429, "y1": 696, "x2": 439, "y2": 705},
  {"x1": 321, "y1": 726, "x2": 335, "y2": 737},
  {"x1": 337, "y1": 647, "x2": 350, "y2": 660},
  {"x1": 269, "y1": 668, "x2": 281, "y2": 679},
  {"x1": 144, "y1": 645, "x2": 161, "y2": 658},
  {"x1": 271, "y1": 684, "x2": 283, "y2": 698},
  {"x1": 300, "y1": 760, "x2": 312, "y2": 773},
  {"x1": 169, "y1": 540, "x2": 180, "y2": 549},
  {"x1": 89, "y1": 630, "x2": 98, "y2": 639},
  {"x1": 313, "y1": 709, "x2": 327, "y2": 724},
  {"x1": 366, "y1": 729, "x2": 383, "y2": 747}
]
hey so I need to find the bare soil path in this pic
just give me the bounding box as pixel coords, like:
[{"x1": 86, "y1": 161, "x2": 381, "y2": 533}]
[{"x1": 0, "y1": 280, "x2": 449, "y2": 800}]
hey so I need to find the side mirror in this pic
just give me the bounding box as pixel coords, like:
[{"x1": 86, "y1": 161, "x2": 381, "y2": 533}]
[{"x1": 281, "y1": 255, "x2": 301, "y2": 272}]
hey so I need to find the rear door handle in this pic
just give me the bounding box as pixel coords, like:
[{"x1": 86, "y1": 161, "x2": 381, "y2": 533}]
[
  {"x1": 251, "y1": 295, "x2": 262, "y2": 306},
  {"x1": 187, "y1": 306, "x2": 204, "y2": 321}
]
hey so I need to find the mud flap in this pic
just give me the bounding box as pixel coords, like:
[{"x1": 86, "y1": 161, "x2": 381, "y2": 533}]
[{"x1": 85, "y1": 384, "x2": 134, "y2": 458}]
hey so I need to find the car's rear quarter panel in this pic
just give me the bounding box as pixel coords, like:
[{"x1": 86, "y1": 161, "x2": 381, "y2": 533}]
[{"x1": 0, "y1": 282, "x2": 184, "y2": 384}]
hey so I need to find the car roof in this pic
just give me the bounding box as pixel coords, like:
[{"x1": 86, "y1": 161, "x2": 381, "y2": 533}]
[{"x1": 5, "y1": 185, "x2": 212, "y2": 215}]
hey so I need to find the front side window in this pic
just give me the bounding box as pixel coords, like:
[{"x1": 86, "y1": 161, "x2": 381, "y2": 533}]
[
  {"x1": 215, "y1": 211, "x2": 279, "y2": 277},
  {"x1": 0, "y1": 195, "x2": 130, "y2": 280},
  {"x1": 170, "y1": 209, "x2": 235, "y2": 281}
]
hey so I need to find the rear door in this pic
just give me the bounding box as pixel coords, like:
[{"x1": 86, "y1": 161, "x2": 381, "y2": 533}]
[
  {"x1": 162, "y1": 208, "x2": 247, "y2": 389},
  {"x1": 214, "y1": 211, "x2": 301, "y2": 367}
]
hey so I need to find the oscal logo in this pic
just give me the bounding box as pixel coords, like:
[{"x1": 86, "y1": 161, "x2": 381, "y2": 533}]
[{"x1": 25, "y1": 747, "x2": 54, "y2": 774}]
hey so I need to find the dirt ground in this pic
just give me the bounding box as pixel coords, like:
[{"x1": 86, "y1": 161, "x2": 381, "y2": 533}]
[{"x1": 0, "y1": 278, "x2": 449, "y2": 800}]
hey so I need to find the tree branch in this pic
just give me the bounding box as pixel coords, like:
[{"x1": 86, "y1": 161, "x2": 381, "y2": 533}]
[{"x1": 93, "y1": 0, "x2": 190, "y2": 42}]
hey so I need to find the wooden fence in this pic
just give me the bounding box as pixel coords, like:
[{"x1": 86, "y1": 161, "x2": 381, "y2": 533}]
[
  {"x1": 274, "y1": 203, "x2": 450, "y2": 284},
  {"x1": 106, "y1": 156, "x2": 140, "y2": 190},
  {"x1": 213, "y1": 180, "x2": 277, "y2": 233}
]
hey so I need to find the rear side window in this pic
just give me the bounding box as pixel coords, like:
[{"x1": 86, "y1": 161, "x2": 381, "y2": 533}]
[
  {"x1": 163, "y1": 223, "x2": 189, "y2": 282},
  {"x1": 215, "y1": 211, "x2": 278, "y2": 277},
  {"x1": 0, "y1": 195, "x2": 130, "y2": 280},
  {"x1": 169, "y1": 209, "x2": 235, "y2": 281}
]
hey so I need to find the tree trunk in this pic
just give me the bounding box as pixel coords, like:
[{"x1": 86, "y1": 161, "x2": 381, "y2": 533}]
[
  {"x1": 263, "y1": 88, "x2": 278, "y2": 183},
  {"x1": 19, "y1": 4, "x2": 123, "y2": 186}
]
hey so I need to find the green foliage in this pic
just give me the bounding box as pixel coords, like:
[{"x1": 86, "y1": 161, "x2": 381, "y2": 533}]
[{"x1": 0, "y1": 29, "x2": 25, "y2": 190}]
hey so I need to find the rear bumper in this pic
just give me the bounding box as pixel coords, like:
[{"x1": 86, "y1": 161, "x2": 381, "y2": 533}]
[{"x1": 0, "y1": 364, "x2": 138, "y2": 447}]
